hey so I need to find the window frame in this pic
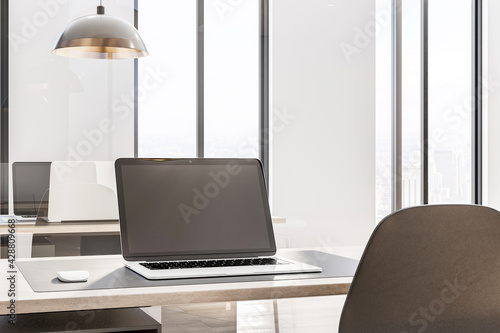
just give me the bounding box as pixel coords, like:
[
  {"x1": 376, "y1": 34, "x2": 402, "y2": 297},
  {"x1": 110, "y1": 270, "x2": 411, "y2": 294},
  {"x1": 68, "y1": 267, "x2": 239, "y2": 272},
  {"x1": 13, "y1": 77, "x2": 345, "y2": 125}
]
[{"x1": 391, "y1": 0, "x2": 482, "y2": 211}]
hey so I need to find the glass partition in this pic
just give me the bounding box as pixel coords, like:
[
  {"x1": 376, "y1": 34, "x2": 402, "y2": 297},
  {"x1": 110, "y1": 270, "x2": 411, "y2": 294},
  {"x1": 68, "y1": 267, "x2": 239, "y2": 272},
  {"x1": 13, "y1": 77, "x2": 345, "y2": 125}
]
[{"x1": 8, "y1": 0, "x2": 135, "y2": 217}]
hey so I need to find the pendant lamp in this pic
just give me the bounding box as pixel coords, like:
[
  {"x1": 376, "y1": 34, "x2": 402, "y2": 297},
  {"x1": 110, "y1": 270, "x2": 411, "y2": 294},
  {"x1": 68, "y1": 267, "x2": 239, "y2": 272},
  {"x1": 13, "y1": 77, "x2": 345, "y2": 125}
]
[{"x1": 52, "y1": 2, "x2": 148, "y2": 60}]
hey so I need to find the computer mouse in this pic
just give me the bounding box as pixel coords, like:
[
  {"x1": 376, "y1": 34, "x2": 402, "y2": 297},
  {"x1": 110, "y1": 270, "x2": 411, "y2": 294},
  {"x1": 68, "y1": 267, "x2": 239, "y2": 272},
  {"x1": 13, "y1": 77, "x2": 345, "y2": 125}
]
[{"x1": 57, "y1": 270, "x2": 89, "y2": 283}]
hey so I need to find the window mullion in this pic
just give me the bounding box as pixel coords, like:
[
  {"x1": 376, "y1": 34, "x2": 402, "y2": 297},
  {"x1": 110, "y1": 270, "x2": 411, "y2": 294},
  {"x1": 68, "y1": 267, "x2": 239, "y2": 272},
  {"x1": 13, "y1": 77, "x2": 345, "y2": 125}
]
[
  {"x1": 392, "y1": 0, "x2": 403, "y2": 212},
  {"x1": 421, "y1": 0, "x2": 429, "y2": 204},
  {"x1": 472, "y1": 0, "x2": 483, "y2": 204},
  {"x1": 196, "y1": 0, "x2": 204, "y2": 158}
]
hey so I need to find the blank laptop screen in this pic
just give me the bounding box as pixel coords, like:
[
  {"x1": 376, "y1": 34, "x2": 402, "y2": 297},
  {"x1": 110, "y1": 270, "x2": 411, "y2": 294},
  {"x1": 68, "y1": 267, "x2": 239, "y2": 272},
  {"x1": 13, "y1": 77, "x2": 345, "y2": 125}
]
[
  {"x1": 116, "y1": 158, "x2": 276, "y2": 261},
  {"x1": 13, "y1": 162, "x2": 51, "y2": 216}
]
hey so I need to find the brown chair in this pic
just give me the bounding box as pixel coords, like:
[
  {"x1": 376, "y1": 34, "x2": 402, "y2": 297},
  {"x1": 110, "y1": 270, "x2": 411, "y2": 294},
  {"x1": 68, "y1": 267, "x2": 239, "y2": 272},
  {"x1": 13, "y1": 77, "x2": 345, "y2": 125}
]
[{"x1": 339, "y1": 204, "x2": 500, "y2": 333}]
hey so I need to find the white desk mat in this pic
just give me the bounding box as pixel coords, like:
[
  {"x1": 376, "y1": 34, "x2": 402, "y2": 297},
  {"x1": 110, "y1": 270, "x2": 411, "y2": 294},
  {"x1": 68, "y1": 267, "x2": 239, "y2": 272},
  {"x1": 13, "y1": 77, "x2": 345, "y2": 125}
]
[{"x1": 16, "y1": 250, "x2": 358, "y2": 292}]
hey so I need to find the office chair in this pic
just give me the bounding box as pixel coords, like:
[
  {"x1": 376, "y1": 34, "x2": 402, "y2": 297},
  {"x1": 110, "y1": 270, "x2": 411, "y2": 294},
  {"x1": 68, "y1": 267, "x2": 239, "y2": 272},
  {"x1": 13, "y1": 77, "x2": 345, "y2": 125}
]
[{"x1": 339, "y1": 204, "x2": 500, "y2": 333}]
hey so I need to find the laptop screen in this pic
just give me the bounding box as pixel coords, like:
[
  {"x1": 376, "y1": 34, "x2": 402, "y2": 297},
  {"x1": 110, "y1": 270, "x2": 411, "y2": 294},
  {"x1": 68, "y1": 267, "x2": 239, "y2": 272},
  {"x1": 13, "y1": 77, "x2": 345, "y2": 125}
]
[
  {"x1": 13, "y1": 162, "x2": 51, "y2": 216},
  {"x1": 115, "y1": 158, "x2": 276, "y2": 261}
]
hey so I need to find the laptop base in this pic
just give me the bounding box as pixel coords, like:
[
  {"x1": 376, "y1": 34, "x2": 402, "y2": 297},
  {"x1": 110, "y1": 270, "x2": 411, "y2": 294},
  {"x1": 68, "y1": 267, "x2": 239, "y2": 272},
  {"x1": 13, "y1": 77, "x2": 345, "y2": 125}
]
[{"x1": 125, "y1": 257, "x2": 322, "y2": 280}]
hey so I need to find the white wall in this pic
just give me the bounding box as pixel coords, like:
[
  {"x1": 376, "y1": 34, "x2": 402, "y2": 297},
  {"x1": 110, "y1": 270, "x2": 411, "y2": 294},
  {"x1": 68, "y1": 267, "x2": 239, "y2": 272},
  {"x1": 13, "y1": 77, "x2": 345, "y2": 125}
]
[{"x1": 271, "y1": 0, "x2": 376, "y2": 247}]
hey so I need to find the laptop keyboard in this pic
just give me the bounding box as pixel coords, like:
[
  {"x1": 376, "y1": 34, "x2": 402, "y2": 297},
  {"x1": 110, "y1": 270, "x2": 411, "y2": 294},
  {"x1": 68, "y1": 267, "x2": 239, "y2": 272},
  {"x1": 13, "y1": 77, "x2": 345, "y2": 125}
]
[{"x1": 141, "y1": 258, "x2": 289, "y2": 270}]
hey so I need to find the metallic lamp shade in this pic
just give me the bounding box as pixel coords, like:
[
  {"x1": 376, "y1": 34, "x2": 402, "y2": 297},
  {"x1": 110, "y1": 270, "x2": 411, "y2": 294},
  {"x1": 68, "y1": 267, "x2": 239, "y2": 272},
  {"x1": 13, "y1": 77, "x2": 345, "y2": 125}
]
[{"x1": 52, "y1": 14, "x2": 148, "y2": 59}]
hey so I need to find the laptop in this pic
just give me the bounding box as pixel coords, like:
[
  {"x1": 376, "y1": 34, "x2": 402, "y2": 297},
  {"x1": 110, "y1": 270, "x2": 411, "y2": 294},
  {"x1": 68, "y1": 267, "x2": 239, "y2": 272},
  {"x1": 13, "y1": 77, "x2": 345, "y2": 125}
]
[
  {"x1": 115, "y1": 158, "x2": 322, "y2": 280},
  {"x1": 12, "y1": 162, "x2": 51, "y2": 222}
]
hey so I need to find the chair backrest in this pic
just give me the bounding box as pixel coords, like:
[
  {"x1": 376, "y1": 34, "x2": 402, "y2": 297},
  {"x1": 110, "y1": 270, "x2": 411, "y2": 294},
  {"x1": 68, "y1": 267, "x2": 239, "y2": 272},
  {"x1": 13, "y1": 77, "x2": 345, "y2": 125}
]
[
  {"x1": 47, "y1": 161, "x2": 118, "y2": 222},
  {"x1": 339, "y1": 204, "x2": 500, "y2": 333}
]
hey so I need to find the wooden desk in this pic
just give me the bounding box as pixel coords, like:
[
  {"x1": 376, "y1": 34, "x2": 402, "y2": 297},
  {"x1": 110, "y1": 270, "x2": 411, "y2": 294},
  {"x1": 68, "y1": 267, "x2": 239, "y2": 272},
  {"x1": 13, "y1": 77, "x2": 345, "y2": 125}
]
[{"x1": 0, "y1": 249, "x2": 357, "y2": 316}]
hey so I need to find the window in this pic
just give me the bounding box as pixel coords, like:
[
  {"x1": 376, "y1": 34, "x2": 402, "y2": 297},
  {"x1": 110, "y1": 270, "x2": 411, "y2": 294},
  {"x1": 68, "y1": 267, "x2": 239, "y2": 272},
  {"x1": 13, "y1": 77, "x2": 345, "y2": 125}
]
[
  {"x1": 204, "y1": 0, "x2": 260, "y2": 158},
  {"x1": 1, "y1": 0, "x2": 491, "y2": 251},
  {"x1": 377, "y1": 0, "x2": 478, "y2": 222},
  {"x1": 428, "y1": 0, "x2": 472, "y2": 204},
  {"x1": 138, "y1": 0, "x2": 197, "y2": 157},
  {"x1": 137, "y1": 0, "x2": 261, "y2": 159}
]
